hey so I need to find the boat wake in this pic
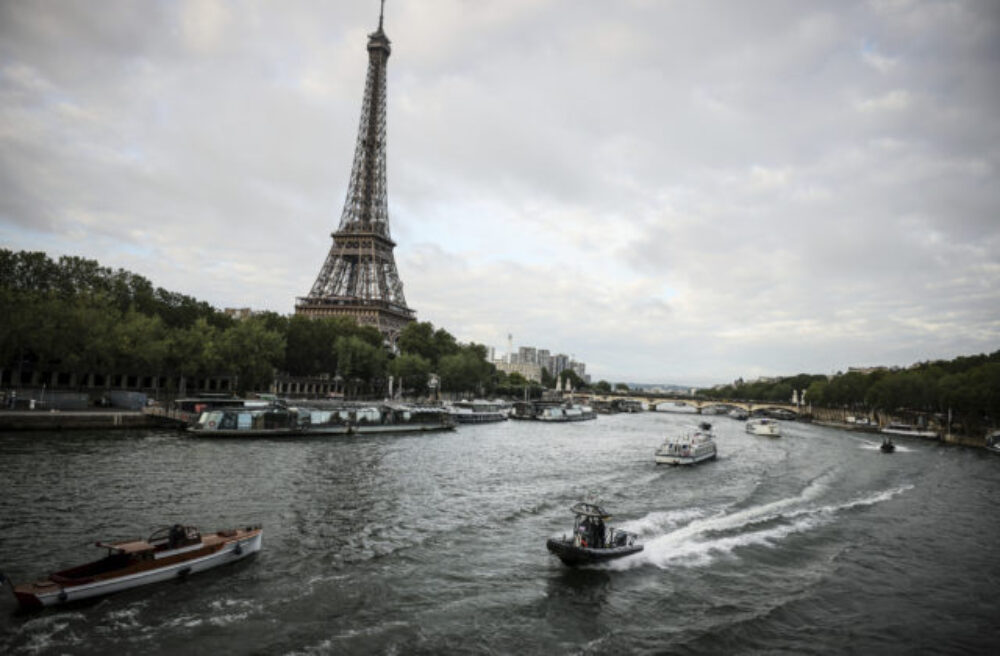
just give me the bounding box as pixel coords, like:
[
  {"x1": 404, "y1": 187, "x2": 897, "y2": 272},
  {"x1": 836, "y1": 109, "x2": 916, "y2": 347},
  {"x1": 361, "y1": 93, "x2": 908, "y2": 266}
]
[
  {"x1": 607, "y1": 482, "x2": 913, "y2": 571},
  {"x1": 859, "y1": 442, "x2": 913, "y2": 453}
]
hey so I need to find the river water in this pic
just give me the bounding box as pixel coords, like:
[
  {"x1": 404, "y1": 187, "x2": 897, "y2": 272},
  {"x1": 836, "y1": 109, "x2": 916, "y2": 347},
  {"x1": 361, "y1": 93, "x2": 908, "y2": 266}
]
[{"x1": 1, "y1": 412, "x2": 998, "y2": 654}]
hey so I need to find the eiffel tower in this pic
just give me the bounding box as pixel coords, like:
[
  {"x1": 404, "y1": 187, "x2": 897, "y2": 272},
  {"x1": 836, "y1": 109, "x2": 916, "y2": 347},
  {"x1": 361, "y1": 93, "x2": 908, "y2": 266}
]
[{"x1": 295, "y1": 1, "x2": 415, "y2": 341}]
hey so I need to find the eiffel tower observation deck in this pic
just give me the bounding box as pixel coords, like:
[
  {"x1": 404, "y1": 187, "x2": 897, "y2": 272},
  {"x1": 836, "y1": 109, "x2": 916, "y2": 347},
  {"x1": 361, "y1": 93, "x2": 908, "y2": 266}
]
[{"x1": 296, "y1": 2, "x2": 415, "y2": 341}]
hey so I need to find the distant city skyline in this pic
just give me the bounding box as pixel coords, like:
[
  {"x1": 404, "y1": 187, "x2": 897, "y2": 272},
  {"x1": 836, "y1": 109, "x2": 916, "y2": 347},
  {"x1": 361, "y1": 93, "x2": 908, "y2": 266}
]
[{"x1": 2, "y1": 2, "x2": 997, "y2": 386}]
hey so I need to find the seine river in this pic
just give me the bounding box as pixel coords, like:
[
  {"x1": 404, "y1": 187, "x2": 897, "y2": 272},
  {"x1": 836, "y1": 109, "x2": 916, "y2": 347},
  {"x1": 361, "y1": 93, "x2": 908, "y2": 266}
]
[{"x1": 1, "y1": 412, "x2": 998, "y2": 654}]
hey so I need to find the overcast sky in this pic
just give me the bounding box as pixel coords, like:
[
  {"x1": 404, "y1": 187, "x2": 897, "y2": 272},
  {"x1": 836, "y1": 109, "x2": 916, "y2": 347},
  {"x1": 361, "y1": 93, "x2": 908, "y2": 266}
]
[{"x1": 2, "y1": 1, "x2": 998, "y2": 386}]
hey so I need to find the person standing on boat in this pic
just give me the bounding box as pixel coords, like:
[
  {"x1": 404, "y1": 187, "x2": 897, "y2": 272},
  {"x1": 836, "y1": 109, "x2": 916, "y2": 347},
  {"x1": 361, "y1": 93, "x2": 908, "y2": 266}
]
[{"x1": 595, "y1": 517, "x2": 606, "y2": 548}]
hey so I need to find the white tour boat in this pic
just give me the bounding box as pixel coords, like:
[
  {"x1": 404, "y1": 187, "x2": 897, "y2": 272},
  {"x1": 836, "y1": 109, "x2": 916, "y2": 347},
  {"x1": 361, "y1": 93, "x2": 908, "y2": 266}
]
[
  {"x1": 745, "y1": 418, "x2": 782, "y2": 437},
  {"x1": 879, "y1": 422, "x2": 938, "y2": 439},
  {"x1": 655, "y1": 422, "x2": 718, "y2": 465}
]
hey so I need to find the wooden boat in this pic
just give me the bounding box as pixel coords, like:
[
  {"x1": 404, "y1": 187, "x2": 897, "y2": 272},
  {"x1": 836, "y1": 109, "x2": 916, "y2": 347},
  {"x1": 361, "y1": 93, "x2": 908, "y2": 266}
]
[
  {"x1": 546, "y1": 502, "x2": 642, "y2": 566},
  {"x1": 3, "y1": 524, "x2": 262, "y2": 608}
]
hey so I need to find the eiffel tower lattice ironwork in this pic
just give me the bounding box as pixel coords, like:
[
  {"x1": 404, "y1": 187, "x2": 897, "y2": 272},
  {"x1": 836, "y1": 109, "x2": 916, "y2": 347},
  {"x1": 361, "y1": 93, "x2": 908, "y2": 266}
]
[{"x1": 295, "y1": 3, "x2": 415, "y2": 340}]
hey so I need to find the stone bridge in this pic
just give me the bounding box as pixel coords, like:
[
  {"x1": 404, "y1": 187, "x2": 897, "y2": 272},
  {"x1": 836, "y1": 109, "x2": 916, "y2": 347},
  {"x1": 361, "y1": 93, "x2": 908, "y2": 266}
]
[{"x1": 576, "y1": 393, "x2": 805, "y2": 415}]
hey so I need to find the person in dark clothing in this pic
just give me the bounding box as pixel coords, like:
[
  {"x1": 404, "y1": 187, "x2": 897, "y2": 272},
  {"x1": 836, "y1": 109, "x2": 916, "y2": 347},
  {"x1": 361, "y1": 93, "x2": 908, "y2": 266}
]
[
  {"x1": 169, "y1": 524, "x2": 185, "y2": 548},
  {"x1": 595, "y1": 518, "x2": 606, "y2": 548}
]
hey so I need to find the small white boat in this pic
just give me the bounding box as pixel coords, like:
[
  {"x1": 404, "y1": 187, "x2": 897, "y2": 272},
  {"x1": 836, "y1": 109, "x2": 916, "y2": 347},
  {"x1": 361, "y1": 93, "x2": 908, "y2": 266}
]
[
  {"x1": 745, "y1": 418, "x2": 781, "y2": 437},
  {"x1": 655, "y1": 422, "x2": 718, "y2": 465},
  {"x1": 728, "y1": 408, "x2": 748, "y2": 420},
  {"x1": 880, "y1": 422, "x2": 938, "y2": 439},
  {"x1": 6, "y1": 524, "x2": 262, "y2": 608}
]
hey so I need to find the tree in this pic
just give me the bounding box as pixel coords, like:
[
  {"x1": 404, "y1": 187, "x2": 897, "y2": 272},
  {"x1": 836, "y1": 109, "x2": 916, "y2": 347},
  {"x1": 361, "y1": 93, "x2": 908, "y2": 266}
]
[
  {"x1": 398, "y1": 322, "x2": 437, "y2": 363},
  {"x1": 215, "y1": 316, "x2": 285, "y2": 393},
  {"x1": 335, "y1": 335, "x2": 387, "y2": 397},
  {"x1": 389, "y1": 353, "x2": 432, "y2": 396},
  {"x1": 164, "y1": 318, "x2": 220, "y2": 395},
  {"x1": 439, "y1": 345, "x2": 494, "y2": 395},
  {"x1": 284, "y1": 314, "x2": 344, "y2": 376},
  {"x1": 507, "y1": 372, "x2": 528, "y2": 387},
  {"x1": 111, "y1": 308, "x2": 168, "y2": 375},
  {"x1": 806, "y1": 379, "x2": 828, "y2": 406},
  {"x1": 593, "y1": 380, "x2": 612, "y2": 393}
]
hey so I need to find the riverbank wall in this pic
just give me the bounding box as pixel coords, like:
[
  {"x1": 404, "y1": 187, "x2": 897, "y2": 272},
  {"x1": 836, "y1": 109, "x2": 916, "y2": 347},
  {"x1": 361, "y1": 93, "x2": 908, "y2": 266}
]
[
  {"x1": 0, "y1": 409, "x2": 184, "y2": 431},
  {"x1": 810, "y1": 406, "x2": 988, "y2": 448}
]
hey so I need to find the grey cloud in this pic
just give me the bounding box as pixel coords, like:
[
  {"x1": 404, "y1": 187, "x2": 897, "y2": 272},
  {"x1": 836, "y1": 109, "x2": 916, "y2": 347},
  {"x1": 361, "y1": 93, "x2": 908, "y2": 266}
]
[{"x1": 1, "y1": 1, "x2": 997, "y2": 383}]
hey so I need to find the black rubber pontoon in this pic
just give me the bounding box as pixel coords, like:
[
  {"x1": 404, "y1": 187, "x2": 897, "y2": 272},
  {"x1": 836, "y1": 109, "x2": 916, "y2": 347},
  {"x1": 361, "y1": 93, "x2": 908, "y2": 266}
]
[{"x1": 546, "y1": 502, "x2": 643, "y2": 567}]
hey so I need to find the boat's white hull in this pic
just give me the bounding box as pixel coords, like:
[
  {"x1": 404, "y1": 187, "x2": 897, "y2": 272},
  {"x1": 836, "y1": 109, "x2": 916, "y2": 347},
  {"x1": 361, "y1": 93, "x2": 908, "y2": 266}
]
[
  {"x1": 27, "y1": 532, "x2": 262, "y2": 607},
  {"x1": 655, "y1": 448, "x2": 717, "y2": 466},
  {"x1": 537, "y1": 413, "x2": 596, "y2": 422},
  {"x1": 746, "y1": 422, "x2": 781, "y2": 437},
  {"x1": 880, "y1": 427, "x2": 937, "y2": 438}
]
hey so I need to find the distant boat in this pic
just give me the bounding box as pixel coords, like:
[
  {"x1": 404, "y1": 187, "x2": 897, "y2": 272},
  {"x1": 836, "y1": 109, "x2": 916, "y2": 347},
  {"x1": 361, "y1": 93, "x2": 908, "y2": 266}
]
[
  {"x1": 655, "y1": 422, "x2": 717, "y2": 466},
  {"x1": 880, "y1": 423, "x2": 938, "y2": 439},
  {"x1": 746, "y1": 418, "x2": 781, "y2": 437},
  {"x1": 728, "y1": 408, "x2": 749, "y2": 420},
  {"x1": 350, "y1": 405, "x2": 457, "y2": 434},
  {"x1": 188, "y1": 404, "x2": 455, "y2": 436},
  {"x1": 880, "y1": 437, "x2": 896, "y2": 453},
  {"x1": 171, "y1": 396, "x2": 272, "y2": 424},
  {"x1": 4, "y1": 524, "x2": 262, "y2": 609},
  {"x1": 448, "y1": 399, "x2": 509, "y2": 424},
  {"x1": 188, "y1": 404, "x2": 307, "y2": 436},
  {"x1": 986, "y1": 430, "x2": 1000, "y2": 455},
  {"x1": 537, "y1": 404, "x2": 596, "y2": 422},
  {"x1": 611, "y1": 399, "x2": 643, "y2": 413}
]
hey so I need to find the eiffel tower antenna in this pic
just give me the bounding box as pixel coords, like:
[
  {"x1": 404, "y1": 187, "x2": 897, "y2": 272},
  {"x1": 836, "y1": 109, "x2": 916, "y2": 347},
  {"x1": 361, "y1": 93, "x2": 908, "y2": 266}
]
[{"x1": 296, "y1": 1, "x2": 415, "y2": 343}]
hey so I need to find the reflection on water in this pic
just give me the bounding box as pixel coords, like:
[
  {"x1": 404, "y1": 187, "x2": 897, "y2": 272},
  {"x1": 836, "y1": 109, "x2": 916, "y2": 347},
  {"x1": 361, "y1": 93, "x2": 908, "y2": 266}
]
[{"x1": 2, "y1": 414, "x2": 1000, "y2": 654}]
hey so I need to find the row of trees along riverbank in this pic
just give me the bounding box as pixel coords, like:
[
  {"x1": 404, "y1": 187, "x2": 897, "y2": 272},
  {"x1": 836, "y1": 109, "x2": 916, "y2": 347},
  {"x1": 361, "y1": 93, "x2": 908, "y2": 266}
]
[
  {"x1": 698, "y1": 355, "x2": 1000, "y2": 436},
  {"x1": 0, "y1": 250, "x2": 595, "y2": 399}
]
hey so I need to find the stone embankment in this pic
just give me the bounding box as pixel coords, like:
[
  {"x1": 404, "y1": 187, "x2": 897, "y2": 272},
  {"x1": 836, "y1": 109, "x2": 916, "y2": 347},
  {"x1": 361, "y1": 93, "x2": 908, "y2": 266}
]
[
  {"x1": 0, "y1": 408, "x2": 184, "y2": 431},
  {"x1": 809, "y1": 406, "x2": 988, "y2": 449}
]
